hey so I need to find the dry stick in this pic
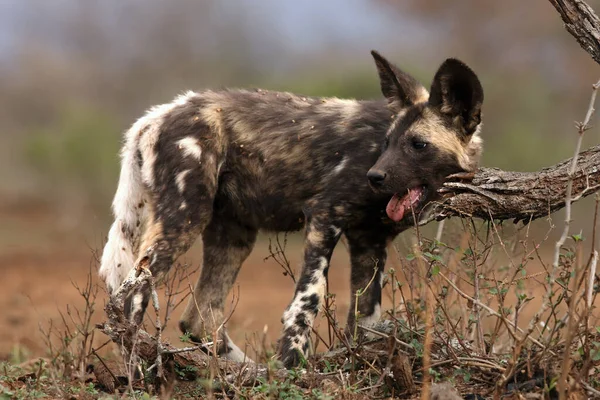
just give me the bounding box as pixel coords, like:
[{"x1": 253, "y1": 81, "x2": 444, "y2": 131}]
[
  {"x1": 553, "y1": 79, "x2": 600, "y2": 285},
  {"x1": 91, "y1": 348, "x2": 119, "y2": 388},
  {"x1": 510, "y1": 78, "x2": 600, "y2": 359},
  {"x1": 575, "y1": 198, "x2": 600, "y2": 384},
  {"x1": 581, "y1": 381, "x2": 600, "y2": 398},
  {"x1": 358, "y1": 325, "x2": 413, "y2": 353},
  {"x1": 416, "y1": 245, "x2": 434, "y2": 400},
  {"x1": 486, "y1": 216, "x2": 531, "y2": 354},
  {"x1": 469, "y1": 221, "x2": 486, "y2": 353},
  {"x1": 549, "y1": 79, "x2": 600, "y2": 400},
  {"x1": 587, "y1": 196, "x2": 599, "y2": 310},
  {"x1": 434, "y1": 220, "x2": 446, "y2": 244},
  {"x1": 431, "y1": 289, "x2": 472, "y2": 357},
  {"x1": 429, "y1": 357, "x2": 505, "y2": 372},
  {"x1": 370, "y1": 325, "x2": 399, "y2": 396},
  {"x1": 266, "y1": 233, "x2": 295, "y2": 284},
  {"x1": 558, "y1": 246, "x2": 589, "y2": 400},
  {"x1": 437, "y1": 272, "x2": 552, "y2": 353},
  {"x1": 147, "y1": 273, "x2": 164, "y2": 380},
  {"x1": 353, "y1": 262, "x2": 380, "y2": 341}
]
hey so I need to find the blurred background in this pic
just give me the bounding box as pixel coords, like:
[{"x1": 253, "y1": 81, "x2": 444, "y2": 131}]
[{"x1": 1, "y1": 0, "x2": 599, "y2": 360}]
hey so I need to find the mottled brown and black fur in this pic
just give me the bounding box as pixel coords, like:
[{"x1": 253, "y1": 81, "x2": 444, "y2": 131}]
[{"x1": 99, "y1": 51, "x2": 484, "y2": 368}]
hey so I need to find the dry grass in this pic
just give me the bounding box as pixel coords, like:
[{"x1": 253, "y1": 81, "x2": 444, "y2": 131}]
[{"x1": 1, "y1": 212, "x2": 599, "y2": 399}]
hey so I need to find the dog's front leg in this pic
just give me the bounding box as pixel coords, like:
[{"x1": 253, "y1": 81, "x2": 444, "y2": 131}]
[{"x1": 279, "y1": 216, "x2": 342, "y2": 368}]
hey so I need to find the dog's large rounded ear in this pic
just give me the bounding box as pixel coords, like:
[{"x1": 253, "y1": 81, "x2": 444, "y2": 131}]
[
  {"x1": 371, "y1": 50, "x2": 428, "y2": 111},
  {"x1": 429, "y1": 59, "x2": 483, "y2": 136}
]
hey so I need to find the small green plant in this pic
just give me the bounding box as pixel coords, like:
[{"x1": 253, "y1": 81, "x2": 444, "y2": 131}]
[
  {"x1": 249, "y1": 376, "x2": 306, "y2": 399},
  {"x1": 179, "y1": 331, "x2": 193, "y2": 344},
  {"x1": 175, "y1": 364, "x2": 198, "y2": 380},
  {"x1": 310, "y1": 389, "x2": 334, "y2": 400},
  {"x1": 84, "y1": 383, "x2": 99, "y2": 395},
  {"x1": 9, "y1": 344, "x2": 30, "y2": 365}
]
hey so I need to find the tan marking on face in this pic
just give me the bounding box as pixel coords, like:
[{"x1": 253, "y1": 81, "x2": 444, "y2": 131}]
[
  {"x1": 463, "y1": 125, "x2": 483, "y2": 171},
  {"x1": 411, "y1": 108, "x2": 481, "y2": 171},
  {"x1": 387, "y1": 109, "x2": 408, "y2": 135}
]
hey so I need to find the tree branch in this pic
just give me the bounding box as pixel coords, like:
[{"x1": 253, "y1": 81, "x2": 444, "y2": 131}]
[
  {"x1": 421, "y1": 144, "x2": 600, "y2": 224},
  {"x1": 548, "y1": 0, "x2": 600, "y2": 65}
]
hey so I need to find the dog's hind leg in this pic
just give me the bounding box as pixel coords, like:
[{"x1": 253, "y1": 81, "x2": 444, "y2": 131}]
[
  {"x1": 179, "y1": 215, "x2": 257, "y2": 362},
  {"x1": 344, "y1": 229, "x2": 388, "y2": 339},
  {"x1": 125, "y1": 146, "x2": 220, "y2": 326}
]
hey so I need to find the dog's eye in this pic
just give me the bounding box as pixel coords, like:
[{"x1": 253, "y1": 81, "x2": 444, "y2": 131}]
[
  {"x1": 383, "y1": 136, "x2": 390, "y2": 150},
  {"x1": 412, "y1": 141, "x2": 427, "y2": 150}
]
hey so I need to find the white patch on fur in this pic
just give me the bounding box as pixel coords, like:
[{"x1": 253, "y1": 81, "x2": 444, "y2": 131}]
[
  {"x1": 176, "y1": 169, "x2": 191, "y2": 193},
  {"x1": 369, "y1": 142, "x2": 379, "y2": 153},
  {"x1": 222, "y1": 333, "x2": 254, "y2": 363},
  {"x1": 358, "y1": 303, "x2": 381, "y2": 330},
  {"x1": 281, "y1": 238, "x2": 338, "y2": 357},
  {"x1": 319, "y1": 256, "x2": 328, "y2": 270},
  {"x1": 100, "y1": 221, "x2": 137, "y2": 294},
  {"x1": 174, "y1": 90, "x2": 197, "y2": 106},
  {"x1": 357, "y1": 303, "x2": 382, "y2": 340},
  {"x1": 99, "y1": 91, "x2": 198, "y2": 295},
  {"x1": 137, "y1": 91, "x2": 197, "y2": 187},
  {"x1": 100, "y1": 118, "x2": 147, "y2": 294},
  {"x1": 131, "y1": 293, "x2": 144, "y2": 317},
  {"x1": 282, "y1": 260, "x2": 328, "y2": 331},
  {"x1": 387, "y1": 109, "x2": 407, "y2": 136},
  {"x1": 330, "y1": 225, "x2": 342, "y2": 237},
  {"x1": 177, "y1": 137, "x2": 203, "y2": 161},
  {"x1": 281, "y1": 257, "x2": 329, "y2": 357},
  {"x1": 464, "y1": 125, "x2": 484, "y2": 170},
  {"x1": 335, "y1": 98, "x2": 361, "y2": 120},
  {"x1": 179, "y1": 201, "x2": 187, "y2": 210},
  {"x1": 332, "y1": 156, "x2": 348, "y2": 175}
]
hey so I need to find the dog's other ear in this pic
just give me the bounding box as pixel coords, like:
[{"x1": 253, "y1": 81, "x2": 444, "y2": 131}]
[
  {"x1": 371, "y1": 50, "x2": 428, "y2": 111},
  {"x1": 429, "y1": 58, "x2": 484, "y2": 136}
]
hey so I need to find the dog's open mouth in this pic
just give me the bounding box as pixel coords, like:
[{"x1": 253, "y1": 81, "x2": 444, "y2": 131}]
[{"x1": 385, "y1": 186, "x2": 428, "y2": 222}]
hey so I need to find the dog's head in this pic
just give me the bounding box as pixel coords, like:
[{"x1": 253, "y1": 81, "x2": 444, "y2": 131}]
[{"x1": 367, "y1": 51, "x2": 484, "y2": 223}]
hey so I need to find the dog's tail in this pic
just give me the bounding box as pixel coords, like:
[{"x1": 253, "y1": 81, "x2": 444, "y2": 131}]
[{"x1": 99, "y1": 122, "x2": 147, "y2": 295}]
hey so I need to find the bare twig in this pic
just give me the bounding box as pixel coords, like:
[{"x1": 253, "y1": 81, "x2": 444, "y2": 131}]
[{"x1": 437, "y1": 272, "x2": 552, "y2": 353}]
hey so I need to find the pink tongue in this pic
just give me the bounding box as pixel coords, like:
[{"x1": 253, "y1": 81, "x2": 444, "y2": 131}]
[{"x1": 386, "y1": 187, "x2": 423, "y2": 222}]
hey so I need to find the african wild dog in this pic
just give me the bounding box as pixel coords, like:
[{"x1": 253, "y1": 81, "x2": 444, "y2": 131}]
[{"x1": 99, "y1": 51, "x2": 484, "y2": 368}]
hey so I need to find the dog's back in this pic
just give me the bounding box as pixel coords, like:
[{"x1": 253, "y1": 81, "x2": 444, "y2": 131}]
[{"x1": 190, "y1": 89, "x2": 392, "y2": 230}]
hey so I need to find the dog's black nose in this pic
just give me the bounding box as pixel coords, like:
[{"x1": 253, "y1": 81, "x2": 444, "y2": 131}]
[{"x1": 367, "y1": 169, "x2": 386, "y2": 186}]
